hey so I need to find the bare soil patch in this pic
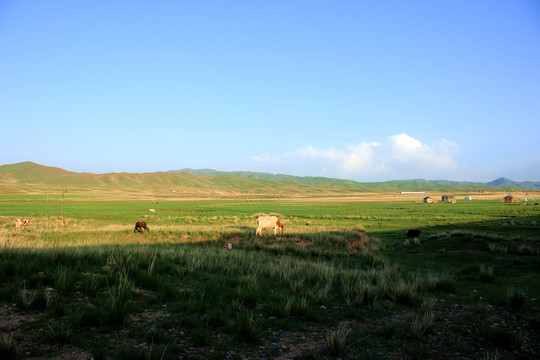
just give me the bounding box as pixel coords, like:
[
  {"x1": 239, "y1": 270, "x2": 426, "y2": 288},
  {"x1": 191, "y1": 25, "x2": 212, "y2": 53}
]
[{"x1": 346, "y1": 230, "x2": 370, "y2": 254}]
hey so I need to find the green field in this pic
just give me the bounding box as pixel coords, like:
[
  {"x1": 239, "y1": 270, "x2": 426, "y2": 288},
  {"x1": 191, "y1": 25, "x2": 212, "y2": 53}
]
[{"x1": 1, "y1": 196, "x2": 539, "y2": 359}]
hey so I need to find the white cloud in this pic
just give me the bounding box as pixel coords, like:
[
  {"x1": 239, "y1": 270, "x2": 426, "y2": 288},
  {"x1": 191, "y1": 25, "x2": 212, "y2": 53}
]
[
  {"x1": 250, "y1": 133, "x2": 459, "y2": 180},
  {"x1": 387, "y1": 133, "x2": 458, "y2": 171},
  {"x1": 390, "y1": 133, "x2": 422, "y2": 152},
  {"x1": 341, "y1": 142, "x2": 383, "y2": 172}
]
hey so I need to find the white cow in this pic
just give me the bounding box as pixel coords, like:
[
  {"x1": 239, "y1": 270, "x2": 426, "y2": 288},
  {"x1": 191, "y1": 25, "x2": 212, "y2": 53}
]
[
  {"x1": 15, "y1": 218, "x2": 29, "y2": 228},
  {"x1": 256, "y1": 216, "x2": 284, "y2": 237},
  {"x1": 149, "y1": 209, "x2": 156, "y2": 212}
]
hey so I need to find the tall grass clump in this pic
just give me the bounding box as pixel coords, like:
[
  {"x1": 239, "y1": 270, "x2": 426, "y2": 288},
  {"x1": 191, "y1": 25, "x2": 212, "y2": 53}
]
[
  {"x1": 507, "y1": 287, "x2": 526, "y2": 310},
  {"x1": 240, "y1": 274, "x2": 259, "y2": 291},
  {"x1": 82, "y1": 273, "x2": 102, "y2": 297},
  {"x1": 269, "y1": 296, "x2": 294, "y2": 318},
  {"x1": 341, "y1": 270, "x2": 360, "y2": 306},
  {"x1": 482, "y1": 350, "x2": 500, "y2": 360},
  {"x1": 50, "y1": 243, "x2": 65, "y2": 265},
  {"x1": 0, "y1": 333, "x2": 17, "y2": 360},
  {"x1": 410, "y1": 312, "x2": 435, "y2": 338},
  {"x1": 104, "y1": 250, "x2": 137, "y2": 277},
  {"x1": 410, "y1": 297, "x2": 437, "y2": 339},
  {"x1": 177, "y1": 255, "x2": 201, "y2": 275},
  {"x1": 55, "y1": 266, "x2": 77, "y2": 296},
  {"x1": 289, "y1": 277, "x2": 305, "y2": 295},
  {"x1": 488, "y1": 243, "x2": 507, "y2": 254},
  {"x1": 147, "y1": 253, "x2": 157, "y2": 276},
  {"x1": 356, "y1": 247, "x2": 388, "y2": 269},
  {"x1": 17, "y1": 286, "x2": 47, "y2": 311},
  {"x1": 516, "y1": 244, "x2": 535, "y2": 256},
  {"x1": 389, "y1": 278, "x2": 416, "y2": 304},
  {"x1": 424, "y1": 271, "x2": 456, "y2": 293},
  {"x1": 107, "y1": 273, "x2": 133, "y2": 327},
  {"x1": 345, "y1": 282, "x2": 380, "y2": 308},
  {"x1": 17, "y1": 286, "x2": 38, "y2": 310},
  {"x1": 478, "y1": 264, "x2": 495, "y2": 282},
  {"x1": 237, "y1": 311, "x2": 266, "y2": 343},
  {"x1": 44, "y1": 321, "x2": 73, "y2": 344},
  {"x1": 309, "y1": 283, "x2": 333, "y2": 304},
  {"x1": 293, "y1": 296, "x2": 309, "y2": 316},
  {"x1": 326, "y1": 323, "x2": 350, "y2": 357},
  {"x1": 419, "y1": 296, "x2": 437, "y2": 315}
]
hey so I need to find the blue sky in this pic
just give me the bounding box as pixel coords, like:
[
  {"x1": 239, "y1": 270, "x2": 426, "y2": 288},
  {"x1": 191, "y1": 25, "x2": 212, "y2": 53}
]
[{"x1": 1, "y1": 1, "x2": 539, "y2": 182}]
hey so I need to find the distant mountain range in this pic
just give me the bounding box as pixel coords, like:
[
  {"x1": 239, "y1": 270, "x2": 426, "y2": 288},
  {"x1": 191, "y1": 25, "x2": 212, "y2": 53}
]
[
  {"x1": 1, "y1": 162, "x2": 539, "y2": 195},
  {"x1": 400, "y1": 177, "x2": 540, "y2": 189},
  {"x1": 168, "y1": 168, "x2": 540, "y2": 190}
]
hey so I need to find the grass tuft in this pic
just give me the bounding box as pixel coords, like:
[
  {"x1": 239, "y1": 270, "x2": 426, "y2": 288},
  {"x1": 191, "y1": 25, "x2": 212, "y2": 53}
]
[
  {"x1": 107, "y1": 273, "x2": 133, "y2": 326},
  {"x1": 237, "y1": 311, "x2": 265, "y2": 343},
  {"x1": 44, "y1": 321, "x2": 73, "y2": 344},
  {"x1": 410, "y1": 312, "x2": 435, "y2": 338},
  {"x1": 0, "y1": 333, "x2": 17, "y2": 360},
  {"x1": 389, "y1": 279, "x2": 415, "y2": 304},
  {"x1": 326, "y1": 323, "x2": 350, "y2": 357},
  {"x1": 507, "y1": 287, "x2": 526, "y2": 310},
  {"x1": 478, "y1": 263, "x2": 494, "y2": 282}
]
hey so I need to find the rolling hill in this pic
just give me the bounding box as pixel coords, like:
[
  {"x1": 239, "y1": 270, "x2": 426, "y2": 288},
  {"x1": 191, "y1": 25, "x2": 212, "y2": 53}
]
[
  {"x1": 169, "y1": 168, "x2": 540, "y2": 191},
  {"x1": 1, "y1": 162, "x2": 539, "y2": 195}
]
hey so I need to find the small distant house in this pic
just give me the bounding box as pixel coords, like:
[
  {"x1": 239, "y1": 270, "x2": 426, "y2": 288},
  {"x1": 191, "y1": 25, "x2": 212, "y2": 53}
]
[
  {"x1": 442, "y1": 195, "x2": 456, "y2": 203},
  {"x1": 504, "y1": 193, "x2": 515, "y2": 203},
  {"x1": 423, "y1": 196, "x2": 434, "y2": 203}
]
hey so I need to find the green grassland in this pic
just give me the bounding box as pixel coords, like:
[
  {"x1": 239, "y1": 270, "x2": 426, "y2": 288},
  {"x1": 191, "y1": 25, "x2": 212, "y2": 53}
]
[{"x1": 1, "y1": 195, "x2": 539, "y2": 360}]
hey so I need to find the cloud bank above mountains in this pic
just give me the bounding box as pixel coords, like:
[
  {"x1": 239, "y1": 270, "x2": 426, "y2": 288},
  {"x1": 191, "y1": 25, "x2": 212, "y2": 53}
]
[{"x1": 251, "y1": 133, "x2": 459, "y2": 181}]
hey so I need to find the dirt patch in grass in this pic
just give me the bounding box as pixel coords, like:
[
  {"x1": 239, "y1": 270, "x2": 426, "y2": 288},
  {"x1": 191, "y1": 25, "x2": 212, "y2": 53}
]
[{"x1": 346, "y1": 230, "x2": 371, "y2": 254}]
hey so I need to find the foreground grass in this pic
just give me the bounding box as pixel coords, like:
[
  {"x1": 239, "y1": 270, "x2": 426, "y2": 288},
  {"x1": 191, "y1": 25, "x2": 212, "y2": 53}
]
[{"x1": 0, "y1": 198, "x2": 539, "y2": 359}]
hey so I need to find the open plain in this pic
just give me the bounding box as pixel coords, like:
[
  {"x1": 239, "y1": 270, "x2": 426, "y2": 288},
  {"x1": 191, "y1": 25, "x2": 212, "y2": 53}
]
[{"x1": 0, "y1": 190, "x2": 539, "y2": 359}]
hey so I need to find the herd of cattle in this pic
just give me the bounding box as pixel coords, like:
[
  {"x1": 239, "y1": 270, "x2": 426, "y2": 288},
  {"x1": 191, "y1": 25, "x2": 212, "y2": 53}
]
[
  {"x1": 132, "y1": 216, "x2": 285, "y2": 237},
  {"x1": 12, "y1": 216, "x2": 285, "y2": 237},
  {"x1": 12, "y1": 216, "x2": 421, "y2": 241}
]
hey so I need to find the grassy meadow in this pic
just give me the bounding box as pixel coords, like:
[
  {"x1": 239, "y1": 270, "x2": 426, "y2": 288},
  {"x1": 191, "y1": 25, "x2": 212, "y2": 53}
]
[{"x1": 0, "y1": 193, "x2": 539, "y2": 359}]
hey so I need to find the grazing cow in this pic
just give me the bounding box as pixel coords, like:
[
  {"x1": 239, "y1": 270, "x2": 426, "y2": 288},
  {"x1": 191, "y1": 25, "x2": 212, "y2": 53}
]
[
  {"x1": 223, "y1": 243, "x2": 232, "y2": 250},
  {"x1": 407, "y1": 229, "x2": 421, "y2": 239},
  {"x1": 256, "y1": 216, "x2": 284, "y2": 237},
  {"x1": 15, "y1": 218, "x2": 29, "y2": 228},
  {"x1": 149, "y1": 209, "x2": 156, "y2": 212},
  {"x1": 134, "y1": 221, "x2": 150, "y2": 233}
]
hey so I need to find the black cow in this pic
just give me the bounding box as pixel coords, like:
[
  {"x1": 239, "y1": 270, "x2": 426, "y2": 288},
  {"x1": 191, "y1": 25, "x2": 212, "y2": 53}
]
[
  {"x1": 134, "y1": 221, "x2": 150, "y2": 233},
  {"x1": 407, "y1": 229, "x2": 421, "y2": 239}
]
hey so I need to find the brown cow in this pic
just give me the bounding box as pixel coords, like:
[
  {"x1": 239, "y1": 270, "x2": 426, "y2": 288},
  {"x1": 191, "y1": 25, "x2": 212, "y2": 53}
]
[
  {"x1": 134, "y1": 221, "x2": 150, "y2": 233},
  {"x1": 15, "y1": 218, "x2": 29, "y2": 228},
  {"x1": 256, "y1": 216, "x2": 284, "y2": 237}
]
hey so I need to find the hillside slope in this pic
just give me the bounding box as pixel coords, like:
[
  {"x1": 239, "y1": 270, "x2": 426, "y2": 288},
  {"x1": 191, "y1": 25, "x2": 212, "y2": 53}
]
[
  {"x1": 170, "y1": 168, "x2": 540, "y2": 191},
  {"x1": 1, "y1": 162, "x2": 539, "y2": 195},
  {"x1": 0, "y1": 162, "x2": 375, "y2": 195}
]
